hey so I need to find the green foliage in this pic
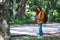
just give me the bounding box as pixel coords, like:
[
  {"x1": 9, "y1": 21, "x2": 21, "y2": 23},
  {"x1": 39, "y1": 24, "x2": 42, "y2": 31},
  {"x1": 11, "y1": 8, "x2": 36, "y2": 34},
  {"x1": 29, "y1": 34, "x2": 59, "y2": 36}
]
[
  {"x1": 9, "y1": 12, "x2": 34, "y2": 24},
  {"x1": 27, "y1": 0, "x2": 40, "y2": 11},
  {"x1": 52, "y1": 2, "x2": 60, "y2": 22},
  {"x1": 9, "y1": 0, "x2": 60, "y2": 23},
  {"x1": 30, "y1": 5, "x2": 36, "y2": 11},
  {"x1": 52, "y1": 10, "x2": 60, "y2": 22},
  {"x1": 8, "y1": 0, "x2": 20, "y2": 15},
  {"x1": 11, "y1": 36, "x2": 60, "y2": 40}
]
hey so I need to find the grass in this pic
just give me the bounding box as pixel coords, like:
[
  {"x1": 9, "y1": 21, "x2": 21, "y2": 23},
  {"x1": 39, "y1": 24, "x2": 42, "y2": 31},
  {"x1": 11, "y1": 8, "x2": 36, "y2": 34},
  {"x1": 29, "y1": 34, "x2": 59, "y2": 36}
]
[{"x1": 11, "y1": 36, "x2": 60, "y2": 40}]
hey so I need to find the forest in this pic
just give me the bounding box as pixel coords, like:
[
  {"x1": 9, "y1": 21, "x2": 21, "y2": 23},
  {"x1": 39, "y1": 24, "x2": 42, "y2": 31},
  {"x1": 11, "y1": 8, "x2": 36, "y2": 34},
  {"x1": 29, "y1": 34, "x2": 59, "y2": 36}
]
[
  {"x1": 0, "y1": 0, "x2": 60, "y2": 40},
  {"x1": 8, "y1": 0, "x2": 60, "y2": 24}
]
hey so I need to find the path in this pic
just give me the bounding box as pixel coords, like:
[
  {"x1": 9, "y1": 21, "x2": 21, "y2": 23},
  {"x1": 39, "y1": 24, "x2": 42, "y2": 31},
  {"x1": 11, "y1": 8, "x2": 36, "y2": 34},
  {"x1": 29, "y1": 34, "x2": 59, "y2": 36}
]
[{"x1": 10, "y1": 23, "x2": 60, "y2": 37}]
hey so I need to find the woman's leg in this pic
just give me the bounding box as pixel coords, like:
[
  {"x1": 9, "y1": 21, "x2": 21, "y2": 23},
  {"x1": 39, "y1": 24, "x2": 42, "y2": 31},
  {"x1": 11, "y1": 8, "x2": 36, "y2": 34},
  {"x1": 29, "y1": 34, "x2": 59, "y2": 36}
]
[{"x1": 38, "y1": 24, "x2": 43, "y2": 36}]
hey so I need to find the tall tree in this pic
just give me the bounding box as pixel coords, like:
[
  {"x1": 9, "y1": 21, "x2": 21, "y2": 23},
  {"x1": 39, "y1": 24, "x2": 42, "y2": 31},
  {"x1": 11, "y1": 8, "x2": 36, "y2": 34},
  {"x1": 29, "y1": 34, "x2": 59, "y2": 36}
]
[
  {"x1": 0, "y1": 0, "x2": 10, "y2": 40},
  {"x1": 13, "y1": 0, "x2": 16, "y2": 18},
  {"x1": 48, "y1": 0, "x2": 57, "y2": 22},
  {"x1": 18, "y1": 0, "x2": 27, "y2": 18},
  {"x1": 44, "y1": 0, "x2": 58, "y2": 22}
]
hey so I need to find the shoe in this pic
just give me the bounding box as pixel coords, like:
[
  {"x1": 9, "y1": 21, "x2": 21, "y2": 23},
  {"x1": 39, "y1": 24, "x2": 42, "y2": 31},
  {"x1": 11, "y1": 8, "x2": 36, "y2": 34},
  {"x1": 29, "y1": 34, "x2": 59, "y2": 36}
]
[
  {"x1": 24, "y1": 36, "x2": 29, "y2": 38},
  {"x1": 37, "y1": 36, "x2": 43, "y2": 38}
]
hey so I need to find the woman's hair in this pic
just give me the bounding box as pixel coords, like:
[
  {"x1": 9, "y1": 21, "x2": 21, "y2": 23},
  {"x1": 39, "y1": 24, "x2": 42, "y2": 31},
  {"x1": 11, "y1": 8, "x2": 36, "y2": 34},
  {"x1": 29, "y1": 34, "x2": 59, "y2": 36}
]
[{"x1": 36, "y1": 6, "x2": 42, "y2": 15}]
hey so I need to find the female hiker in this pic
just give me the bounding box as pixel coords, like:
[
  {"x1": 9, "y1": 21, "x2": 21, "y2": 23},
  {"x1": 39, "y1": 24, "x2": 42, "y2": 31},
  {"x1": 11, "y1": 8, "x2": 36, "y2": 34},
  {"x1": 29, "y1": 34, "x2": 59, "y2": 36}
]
[{"x1": 32, "y1": 6, "x2": 45, "y2": 38}]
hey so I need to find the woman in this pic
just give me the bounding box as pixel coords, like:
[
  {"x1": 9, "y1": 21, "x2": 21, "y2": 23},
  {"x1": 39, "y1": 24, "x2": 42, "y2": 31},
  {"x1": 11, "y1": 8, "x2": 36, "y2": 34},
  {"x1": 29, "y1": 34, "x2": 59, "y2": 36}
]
[{"x1": 33, "y1": 6, "x2": 45, "y2": 37}]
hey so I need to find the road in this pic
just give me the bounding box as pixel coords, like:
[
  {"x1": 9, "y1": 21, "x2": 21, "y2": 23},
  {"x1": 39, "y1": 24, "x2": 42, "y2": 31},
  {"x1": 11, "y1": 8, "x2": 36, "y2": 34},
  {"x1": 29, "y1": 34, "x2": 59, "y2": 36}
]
[{"x1": 10, "y1": 23, "x2": 60, "y2": 37}]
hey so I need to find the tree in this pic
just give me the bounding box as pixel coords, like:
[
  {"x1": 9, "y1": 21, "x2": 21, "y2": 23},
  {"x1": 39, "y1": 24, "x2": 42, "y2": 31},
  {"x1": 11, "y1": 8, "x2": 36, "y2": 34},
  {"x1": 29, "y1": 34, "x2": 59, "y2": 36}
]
[
  {"x1": 47, "y1": 0, "x2": 58, "y2": 22},
  {"x1": 0, "y1": 0, "x2": 10, "y2": 40},
  {"x1": 42, "y1": 0, "x2": 58, "y2": 22},
  {"x1": 18, "y1": 0, "x2": 27, "y2": 18},
  {"x1": 13, "y1": 0, "x2": 17, "y2": 18}
]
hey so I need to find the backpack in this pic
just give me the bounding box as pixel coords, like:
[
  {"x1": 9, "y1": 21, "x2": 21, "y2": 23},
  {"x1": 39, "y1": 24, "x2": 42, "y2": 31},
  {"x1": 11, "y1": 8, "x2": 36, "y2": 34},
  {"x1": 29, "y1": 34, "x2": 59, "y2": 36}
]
[
  {"x1": 43, "y1": 12, "x2": 48, "y2": 23},
  {"x1": 40, "y1": 11, "x2": 48, "y2": 23}
]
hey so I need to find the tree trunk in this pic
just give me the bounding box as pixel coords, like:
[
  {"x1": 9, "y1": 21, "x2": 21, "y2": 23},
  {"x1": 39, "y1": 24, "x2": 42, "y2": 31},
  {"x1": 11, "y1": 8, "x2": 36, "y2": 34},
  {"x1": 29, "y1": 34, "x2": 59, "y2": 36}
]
[
  {"x1": 18, "y1": 0, "x2": 27, "y2": 18},
  {"x1": 13, "y1": 0, "x2": 16, "y2": 18},
  {"x1": 49, "y1": 9, "x2": 54, "y2": 22},
  {"x1": 0, "y1": 3, "x2": 4, "y2": 40},
  {"x1": 0, "y1": 0, "x2": 10, "y2": 40}
]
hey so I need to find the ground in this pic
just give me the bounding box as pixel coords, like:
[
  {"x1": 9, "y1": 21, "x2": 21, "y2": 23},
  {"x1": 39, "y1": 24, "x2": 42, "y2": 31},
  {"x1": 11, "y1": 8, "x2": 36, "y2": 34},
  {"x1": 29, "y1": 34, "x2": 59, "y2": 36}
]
[
  {"x1": 10, "y1": 23, "x2": 60, "y2": 37},
  {"x1": 11, "y1": 36, "x2": 60, "y2": 40}
]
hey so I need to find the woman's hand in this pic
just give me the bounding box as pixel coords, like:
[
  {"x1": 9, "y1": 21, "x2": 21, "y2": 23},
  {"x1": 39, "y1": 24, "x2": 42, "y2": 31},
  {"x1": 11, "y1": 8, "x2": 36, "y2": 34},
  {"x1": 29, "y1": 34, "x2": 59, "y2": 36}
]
[
  {"x1": 31, "y1": 16, "x2": 37, "y2": 21},
  {"x1": 32, "y1": 18, "x2": 35, "y2": 21},
  {"x1": 31, "y1": 16, "x2": 35, "y2": 21},
  {"x1": 34, "y1": 16, "x2": 37, "y2": 18}
]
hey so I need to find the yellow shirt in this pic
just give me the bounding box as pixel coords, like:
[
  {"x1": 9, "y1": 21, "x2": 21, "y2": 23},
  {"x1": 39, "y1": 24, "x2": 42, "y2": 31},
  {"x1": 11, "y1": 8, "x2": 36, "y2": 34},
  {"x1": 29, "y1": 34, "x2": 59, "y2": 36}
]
[{"x1": 37, "y1": 10, "x2": 45, "y2": 23}]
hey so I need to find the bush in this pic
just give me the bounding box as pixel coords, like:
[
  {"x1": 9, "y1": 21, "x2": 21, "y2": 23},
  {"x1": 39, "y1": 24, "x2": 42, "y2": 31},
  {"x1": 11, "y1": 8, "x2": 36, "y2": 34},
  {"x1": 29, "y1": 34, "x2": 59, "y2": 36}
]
[
  {"x1": 53, "y1": 15, "x2": 60, "y2": 22},
  {"x1": 9, "y1": 13, "x2": 34, "y2": 24}
]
